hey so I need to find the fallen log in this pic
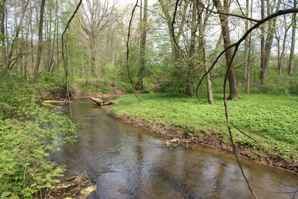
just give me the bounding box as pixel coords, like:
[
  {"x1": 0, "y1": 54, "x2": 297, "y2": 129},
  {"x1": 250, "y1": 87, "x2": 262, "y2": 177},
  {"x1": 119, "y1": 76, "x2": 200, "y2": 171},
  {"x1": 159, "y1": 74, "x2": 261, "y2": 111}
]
[
  {"x1": 88, "y1": 97, "x2": 113, "y2": 107},
  {"x1": 103, "y1": 101, "x2": 114, "y2": 106},
  {"x1": 43, "y1": 100, "x2": 66, "y2": 106},
  {"x1": 89, "y1": 97, "x2": 104, "y2": 106}
]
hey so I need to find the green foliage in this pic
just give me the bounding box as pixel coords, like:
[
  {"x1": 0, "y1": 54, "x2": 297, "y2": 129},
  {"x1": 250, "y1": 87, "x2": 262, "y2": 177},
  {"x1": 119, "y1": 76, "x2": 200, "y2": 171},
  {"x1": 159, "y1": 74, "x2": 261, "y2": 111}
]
[
  {"x1": 74, "y1": 78, "x2": 113, "y2": 94},
  {"x1": 256, "y1": 73, "x2": 298, "y2": 95},
  {"x1": 35, "y1": 72, "x2": 67, "y2": 98},
  {"x1": 0, "y1": 74, "x2": 36, "y2": 119},
  {"x1": 113, "y1": 94, "x2": 298, "y2": 161},
  {"x1": 0, "y1": 74, "x2": 75, "y2": 198}
]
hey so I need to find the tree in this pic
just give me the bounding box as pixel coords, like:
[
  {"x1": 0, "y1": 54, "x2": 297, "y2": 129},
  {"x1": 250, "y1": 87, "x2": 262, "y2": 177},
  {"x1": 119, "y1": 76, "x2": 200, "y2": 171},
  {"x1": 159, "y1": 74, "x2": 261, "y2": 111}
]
[
  {"x1": 6, "y1": 0, "x2": 29, "y2": 70},
  {"x1": 213, "y1": 0, "x2": 238, "y2": 99},
  {"x1": 275, "y1": 14, "x2": 291, "y2": 75},
  {"x1": 135, "y1": 0, "x2": 148, "y2": 91},
  {"x1": 158, "y1": 0, "x2": 188, "y2": 63},
  {"x1": 198, "y1": 0, "x2": 213, "y2": 104},
  {"x1": 260, "y1": 0, "x2": 281, "y2": 84},
  {"x1": 34, "y1": 0, "x2": 46, "y2": 78},
  {"x1": 244, "y1": 0, "x2": 253, "y2": 94},
  {"x1": 79, "y1": 0, "x2": 114, "y2": 78},
  {"x1": 0, "y1": 0, "x2": 6, "y2": 68},
  {"x1": 288, "y1": 0, "x2": 297, "y2": 75}
]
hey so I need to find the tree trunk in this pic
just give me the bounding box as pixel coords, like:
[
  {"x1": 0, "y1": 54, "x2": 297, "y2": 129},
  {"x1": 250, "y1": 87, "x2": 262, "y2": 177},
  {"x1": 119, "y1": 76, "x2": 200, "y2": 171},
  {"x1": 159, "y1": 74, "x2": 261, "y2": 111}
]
[
  {"x1": 136, "y1": 0, "x2": 148, "y2": 91},
  {"x1": 260, "y1": 0, "x2": 281, "y2": 84},
  {"x1": 198, "y1": 7, "x2": 213, "y2": 104},
  {"x1": 185, "y1": 0, "x2": 198, "y2": 96},
  {"x1": 54, "y1": 0, "x2": 59, "y2": 73},
  {"x1": 29, "y1": 0, "x2": 34, "y2": 75},
  {"x1": 288, "y1": 0, "x2": 296, "y2": 75},
  {"x1": 280, "y1": 15, "x2": 290, "y2": 75},
  {"x1": 276, "y1": 33, "x2": 282, "y2": 75},
  {"x1": 34, "y1": 0, "x2": 46, "y2": 78},
  {"x1": 213, "y1": 0, "x2": 238, "y2": 99},
  {"x1": 89, "y1": 32, "x2": 97, "y2": 77},
  {"x1": 0, "y1": 0, "x2": 6, "y2": 68},
  {"x1": 6, "y1": 0, "x2": 29, "y2": 70},
  {"x1": 244, "y1": 0, "x2": 252, "y2": 94},
  {"x1": 260, "y1": 0, "x2": 266, "y2": 84}
]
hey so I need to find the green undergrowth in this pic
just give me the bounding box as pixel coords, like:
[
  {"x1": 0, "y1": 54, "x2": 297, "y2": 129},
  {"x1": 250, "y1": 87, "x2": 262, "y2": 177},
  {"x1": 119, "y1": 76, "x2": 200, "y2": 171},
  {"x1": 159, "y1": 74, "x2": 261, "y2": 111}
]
[
  {"x1": 113, "y1": 93, "x2": 298, "y2": 161},
  {"x1": 0, "y1": 74, "x2": 75, "y2": 198}
]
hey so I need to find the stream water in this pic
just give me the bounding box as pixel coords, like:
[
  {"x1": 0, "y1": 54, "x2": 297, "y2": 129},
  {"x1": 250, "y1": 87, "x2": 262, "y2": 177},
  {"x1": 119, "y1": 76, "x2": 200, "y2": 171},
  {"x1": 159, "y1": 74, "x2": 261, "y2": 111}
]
[{"x1": 52, "y1": 100, "x2": 298, "y2": 199}]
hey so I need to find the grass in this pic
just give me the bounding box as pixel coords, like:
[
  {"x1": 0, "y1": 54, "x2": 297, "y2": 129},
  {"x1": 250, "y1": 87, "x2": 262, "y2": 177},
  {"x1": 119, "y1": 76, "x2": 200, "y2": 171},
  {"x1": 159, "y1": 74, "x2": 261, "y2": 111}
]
[{"x1": 112, "y1": 93, "x2": 298, "y2": 161}]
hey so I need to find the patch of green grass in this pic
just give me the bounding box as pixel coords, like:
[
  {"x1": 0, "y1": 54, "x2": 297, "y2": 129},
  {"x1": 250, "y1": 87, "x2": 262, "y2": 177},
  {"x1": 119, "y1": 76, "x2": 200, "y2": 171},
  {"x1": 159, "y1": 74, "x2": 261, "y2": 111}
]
[{"x1": 113, "y1": 93, "x2": 298, "y2": 161}]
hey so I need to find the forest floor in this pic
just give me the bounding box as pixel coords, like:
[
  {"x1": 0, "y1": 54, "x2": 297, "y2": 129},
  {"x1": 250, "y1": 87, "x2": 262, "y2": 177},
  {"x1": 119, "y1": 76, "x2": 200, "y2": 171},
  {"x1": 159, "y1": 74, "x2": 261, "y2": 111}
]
[{"x1": 111, "y1": 93, "x2": 298, "y2": 173}]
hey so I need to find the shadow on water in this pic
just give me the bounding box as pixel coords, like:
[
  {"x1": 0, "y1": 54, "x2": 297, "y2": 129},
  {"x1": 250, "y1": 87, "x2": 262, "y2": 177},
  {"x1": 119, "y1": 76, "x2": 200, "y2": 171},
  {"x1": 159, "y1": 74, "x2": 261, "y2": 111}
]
[{"x1": 51, "y1": 100, "x2": 298, "y2": 199}]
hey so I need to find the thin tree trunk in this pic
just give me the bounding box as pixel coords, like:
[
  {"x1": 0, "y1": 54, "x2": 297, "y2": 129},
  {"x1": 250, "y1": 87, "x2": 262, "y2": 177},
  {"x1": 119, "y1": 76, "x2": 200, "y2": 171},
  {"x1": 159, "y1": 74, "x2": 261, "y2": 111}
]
[
  {"x1": 89, "y1": 32, "x2": 97, "y2": 77},
  {"x1": 198, "y1": 5, "x2": 213, "y2": 104},
  {"x1": 185, "y1": 0, "x2": 198, "y2": 96},
  {"x1": 7, "y1": 0, "x2": 29, "y2": 70},
  {"x1": 0, "y1": 0, "x2": 6, "y2": 68},
  {"x1": 260, "y1": 0, "x2": 266, "y2": 84},
  {"x1": 29, "y1": 0, "x2": 34, "y2": 75},
  {"x1": 280, "y1": 15, "x2": 290, "y2": 75},
  {"x1": 54, "y1": 0, "x2": 59, "y2": 72},
  {"x1": 288, "y1": 0, "x2": 297, "y2": 75},
  {"x1": 276, "y1": 33, "x2": 282, "y2": 75},
  {"x1": 244, "y1": 0, "x2": 252, "y2": 94},
  {"x1": 260, "y1": 0, "x2": 281, "y2": 84},
  {"x1": 34, "y1": 0, "x2": 46, "y2": 78}
]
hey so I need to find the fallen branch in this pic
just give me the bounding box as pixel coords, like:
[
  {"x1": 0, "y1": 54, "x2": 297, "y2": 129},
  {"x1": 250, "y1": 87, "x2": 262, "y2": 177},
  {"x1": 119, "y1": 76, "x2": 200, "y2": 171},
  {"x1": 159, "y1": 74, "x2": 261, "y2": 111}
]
[{"x1": 89, "y1": 97, "x2": 114, "y2": 107}]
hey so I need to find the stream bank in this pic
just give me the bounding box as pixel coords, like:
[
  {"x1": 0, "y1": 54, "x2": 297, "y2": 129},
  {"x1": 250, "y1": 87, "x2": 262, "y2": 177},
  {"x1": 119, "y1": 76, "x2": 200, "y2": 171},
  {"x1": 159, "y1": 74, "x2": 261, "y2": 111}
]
[
  {"x1": 111, "y1": 113, "x2": 298, "y2": 174},
  {"x1": 52, "y1": 100, "x2": 298, "y2": 199},
  {"x1": 111, "y1": 94, "x2": 298, "y2": 174}
]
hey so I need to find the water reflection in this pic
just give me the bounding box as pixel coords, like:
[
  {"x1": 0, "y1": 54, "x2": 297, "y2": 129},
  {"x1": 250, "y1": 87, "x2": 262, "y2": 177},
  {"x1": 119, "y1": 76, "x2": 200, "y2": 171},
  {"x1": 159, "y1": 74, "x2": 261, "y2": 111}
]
[{"x1": 52, "y1": 101, "x2": 298, "y2": 199}]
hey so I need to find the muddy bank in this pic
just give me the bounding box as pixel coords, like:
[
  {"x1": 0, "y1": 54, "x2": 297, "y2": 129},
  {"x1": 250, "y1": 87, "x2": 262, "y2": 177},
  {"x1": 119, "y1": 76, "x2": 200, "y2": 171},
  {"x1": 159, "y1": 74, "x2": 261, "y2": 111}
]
[
  {"x1": 108, "y1": 111, "x2": 298, "y2": 174},
  {"x1": 46, "y1": 176, "x2": 95, "y2": 199}
]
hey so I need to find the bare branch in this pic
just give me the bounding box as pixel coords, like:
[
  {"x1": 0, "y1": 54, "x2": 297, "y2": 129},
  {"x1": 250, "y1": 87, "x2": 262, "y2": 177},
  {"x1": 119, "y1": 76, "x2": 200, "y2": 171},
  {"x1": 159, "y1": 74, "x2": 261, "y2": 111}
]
[{"x1": 198, "y1": 2, "x2": 261, "y2": 23}]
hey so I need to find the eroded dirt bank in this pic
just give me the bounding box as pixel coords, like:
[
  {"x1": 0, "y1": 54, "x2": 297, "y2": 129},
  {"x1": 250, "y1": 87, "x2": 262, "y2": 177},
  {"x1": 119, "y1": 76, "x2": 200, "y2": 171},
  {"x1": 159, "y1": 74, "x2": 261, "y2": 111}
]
[{"x1": 107, "y1": 111, "x2": 298, "y2": 174}]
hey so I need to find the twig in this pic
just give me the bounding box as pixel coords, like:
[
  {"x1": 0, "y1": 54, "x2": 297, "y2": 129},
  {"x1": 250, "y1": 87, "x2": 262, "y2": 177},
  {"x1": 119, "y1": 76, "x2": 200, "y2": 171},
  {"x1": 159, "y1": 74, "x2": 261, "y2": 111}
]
[
  {"x1": 231, "y1": 123, "x2": 257, "y2": 143},
  {"x1": 198, "y1": 1, "x2": 260, "y2": 23},
  {"x1": 234, "y1": 0, "x2": 246, "y2": 17}
]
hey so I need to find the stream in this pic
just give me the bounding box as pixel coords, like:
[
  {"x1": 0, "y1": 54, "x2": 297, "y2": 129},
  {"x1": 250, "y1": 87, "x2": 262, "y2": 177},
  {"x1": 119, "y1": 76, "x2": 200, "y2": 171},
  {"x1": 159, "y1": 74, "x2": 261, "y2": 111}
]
[{"x1": 52, "y1": 100, "x2": 298, "y2": 199}]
